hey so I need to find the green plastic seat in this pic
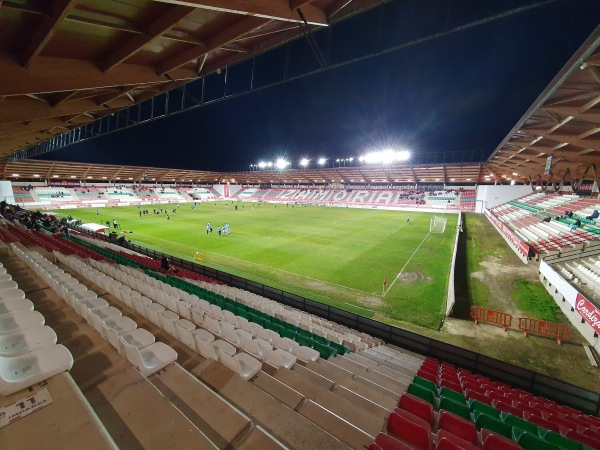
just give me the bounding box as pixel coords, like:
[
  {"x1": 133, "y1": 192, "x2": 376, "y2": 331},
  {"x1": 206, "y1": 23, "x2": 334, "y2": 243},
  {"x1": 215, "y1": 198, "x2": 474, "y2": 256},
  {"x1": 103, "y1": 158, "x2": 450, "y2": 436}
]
[
  {"x1": 474, "y1": 411, "x2": 512, "y2": 438},
  {"x1": 328, "y1": 341, "x2": 350, "y2": 355},
  {"x1": 280, "y1": 328, "x2": 297, "y2": 340},
  {"x1": 296, "y1": 335, "x2": 315, "y2": 348},
  {"x1": 439, "y1": 396, "x2": 471, "y2": 421},
  {"x1": 439, "y1": 386, "x2": 466, "y2": 405},
  {"x1": 313, "y1": 342, "x2": 337, "y2": 359},
  {"x1": 513, "y1": 429, "x2": 560, "y2": 450},
  {"x1": 538, "y1": 429, "x2": 583, "y2": 450},
  {"x1": 500, "y1": 412, "x2": 538, "y2": 435},
  {"x1": 412, "y1": 376, "x2": 437, "y2": 393},
  {"x1": 468, "y1": 399, "x2": 499, "y2": 418},
  {"x1": 407, "y1": 383, "x2": 436, "y2": 408}
]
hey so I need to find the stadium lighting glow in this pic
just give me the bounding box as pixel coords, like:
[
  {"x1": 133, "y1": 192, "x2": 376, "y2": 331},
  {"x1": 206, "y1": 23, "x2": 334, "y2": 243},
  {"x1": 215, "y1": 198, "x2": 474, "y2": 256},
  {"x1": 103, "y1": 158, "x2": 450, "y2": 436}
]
[
  {"x1": 11, "y1": 173, "x2": 18, "y2": 177},
  {"x1": 299, "y1": 158, "x2": 309, "y2": 167},
  {"x1": 318, "y1": 157, "x2": 327, "y2": 165},
  {"x1": 267, "y1": 162, "x2": 273, "y2": 168},
  {"x1": 258, "y1": 161, "x2": 267, "y2": 169},
  {"x1": 275, "y1": 159, "x2": 289, "y2": 169},
  {"x1": 52, "y1": 175, "x2": 59, "y2": 178},
  {"x1": 360, "y1": 149, "x2": 410, "y2": 164},
  {"x1": 33, "y1": 174, "x2": 40, "y2": 177}
]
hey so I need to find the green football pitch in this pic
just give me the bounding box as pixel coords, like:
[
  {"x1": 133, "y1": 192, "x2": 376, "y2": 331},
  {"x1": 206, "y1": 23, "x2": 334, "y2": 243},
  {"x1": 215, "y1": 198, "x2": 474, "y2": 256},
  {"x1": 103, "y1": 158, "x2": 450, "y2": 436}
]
[{"x1": 58, "y1": 202, "x2": 459, "y2": 329}]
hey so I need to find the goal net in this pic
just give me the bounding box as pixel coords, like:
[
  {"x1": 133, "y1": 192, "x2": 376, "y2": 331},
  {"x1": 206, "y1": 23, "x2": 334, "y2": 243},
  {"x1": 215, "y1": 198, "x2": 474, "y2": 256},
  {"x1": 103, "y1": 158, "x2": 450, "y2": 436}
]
[{"x1": 430, "y1": 215, "x2": 447, "y2": 234}]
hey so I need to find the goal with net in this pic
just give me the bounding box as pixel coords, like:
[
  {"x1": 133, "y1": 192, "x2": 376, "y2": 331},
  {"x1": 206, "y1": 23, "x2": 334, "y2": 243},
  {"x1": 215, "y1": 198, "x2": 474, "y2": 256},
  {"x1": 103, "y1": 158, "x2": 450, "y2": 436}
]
[{"x1": 430, "y1": 215, "x2": 447, "y2": 233}]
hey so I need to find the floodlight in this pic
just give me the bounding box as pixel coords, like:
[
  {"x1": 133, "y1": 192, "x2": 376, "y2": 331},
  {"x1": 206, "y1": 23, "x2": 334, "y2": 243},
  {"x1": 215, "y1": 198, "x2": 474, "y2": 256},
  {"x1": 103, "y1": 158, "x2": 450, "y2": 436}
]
[
  {"x1": 275, "y1": 158, "x2": 288, "y2": 170},
  {"x1": 361, "y1": 149, "x2": 410, "y2": 164},
  {"x1": 300, "y1": 158, "x2": 309, "y2": 167},
  {"x1": 318, "y1": 157, "x2": 326, "y2": 165},
  {"x1": 267, "y1": 162, "x2": 273, "y2": 167},
  {"x1": 258, "y1": 161, "x2": 267, "y2": 169}
]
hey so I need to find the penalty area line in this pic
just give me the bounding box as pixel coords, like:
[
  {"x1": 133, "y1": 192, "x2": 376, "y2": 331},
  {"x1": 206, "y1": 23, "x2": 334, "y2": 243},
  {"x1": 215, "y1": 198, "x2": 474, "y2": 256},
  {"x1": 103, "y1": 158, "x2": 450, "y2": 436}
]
[{"x1": 382, "y1": 231, "x2": 431, "y2": 297}]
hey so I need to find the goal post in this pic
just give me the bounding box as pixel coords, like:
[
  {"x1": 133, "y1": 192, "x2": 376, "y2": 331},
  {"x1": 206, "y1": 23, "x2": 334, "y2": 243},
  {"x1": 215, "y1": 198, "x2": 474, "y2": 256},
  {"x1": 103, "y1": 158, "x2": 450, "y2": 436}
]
[{"x1": 430, "y1": 215, "x2": 447, "y2": 234}]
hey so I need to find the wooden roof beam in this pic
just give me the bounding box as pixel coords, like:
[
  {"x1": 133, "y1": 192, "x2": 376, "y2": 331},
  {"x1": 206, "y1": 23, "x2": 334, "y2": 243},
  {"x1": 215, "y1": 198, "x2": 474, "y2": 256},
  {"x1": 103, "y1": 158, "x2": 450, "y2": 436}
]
[
  {"x1": 21, "y1": 0, "x2": 78, "y2": 67},
  {"x1": 157, "y1": 16, "x2": 269, "y2": 75},
  {"x1": 101, "y1": 6, "x2": 197, "y2": 72},
  {"x1": 0, "y1": 55, "x2": 196, "y2": 96},
  {"x1": 0, "y1": 98, "x2": 129, "y2": 125},
  {"x1": 153, "y1": 0, "x2": 326, "y2": 25}
]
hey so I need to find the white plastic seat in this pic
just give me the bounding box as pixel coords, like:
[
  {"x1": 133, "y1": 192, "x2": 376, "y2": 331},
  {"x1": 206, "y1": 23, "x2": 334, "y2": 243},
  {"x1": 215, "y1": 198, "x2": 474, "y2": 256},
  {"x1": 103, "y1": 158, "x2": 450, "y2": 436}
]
[
  {"x1": 119, "y1": 328, "x2": 155, "y2": 355},
  {"x1": 263, "y1": 348, "x2": 297, "y2": 369},
  {"x1": 0, "y1": 298, "x2": 35, "y2": 316},
  {"x1": 159, "y1": 310, "x2": 179, "y2": 336},
  {"x1": 241, "y1": 337, "x2": 271, "y2": 360},
  {"x1": 222, "y1": 310, "x2": 239, "y2": 327},
  {"x1": 121, "y1": 341, "x2": 177, "y2": 377},
  {"x1": 190, "y1": 306, "x2": 205, "y2": 326},
  {"x1": 273, "y1": 336, "x2": 294, "y2": 352},
  {"x1": 0, "y1": 326, "x2": 57, "y2": 357},
  {"x1": 87, "y1": 306, "x2": 121, "y2": 330},
  {"x1": 145, "y1": 302, "x2": 165, "y2": 325},
  {"x1": 102, "y1": 316, "x2": 137, "y2": 337},
  {"x1": 175, "y1": 319, "x2": 196, "y2": 349},
  {"x1": 222, "y1": 326, "x2": 243, "y2": 347},
  {"x1": 176, "y1": 301, "x2": 192, "y2": 319},
  {"x1": 0, "y1": 280, "x2": 18, "y2": 290},
  {"x1": 0, "y1": 344, "x2": 74, "y2": 395},
  {"x1": 218, "y1": 349, "x2": 262, "y2": 381},
  {"x1": 196, "y1": 299, "x2": 211, "y2": 314},
  {"x1": 203, "y1": 314, "x2": 223, "y2": 337},
  {"x1": 0, "y1": 288, "x2": 26, "y2": 300},
  {"x1": 80, "y1": 297, "x2": 109, "y2": 310},
  {"x1": 209, "y1": 304, "x2": 225, "y2": 320},
  {"x1": 237, "y1": 317, "x2": 254, "y2": 335},
  {"x1": 132, "y1": 296, "x2": 152, "y2": 317},
  {"x1": 0, "y1": 273, "x2": 12, "y2": 282},
  {"x1": 293, "y1": 345, "x2": 320, "y2": 362},
  {"x1": 196, "y1": 336, "x2": 219, "y2": 360},
  {"x1": 191, "y1": 329, "x2": 214, "y2": 350},
  {"x1": 213, "y1": 339, "x2": 236, "y2": 357},
  {"x1": 0, "y1": 310, "x2": 45, "y2": 335}
]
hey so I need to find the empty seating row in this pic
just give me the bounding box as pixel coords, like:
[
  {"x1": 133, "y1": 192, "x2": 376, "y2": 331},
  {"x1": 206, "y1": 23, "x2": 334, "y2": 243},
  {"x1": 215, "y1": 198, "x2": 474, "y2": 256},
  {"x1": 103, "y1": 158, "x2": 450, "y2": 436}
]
[
  {"x1": 0, "y1": 252, "x2": 73, "y2": 396},
  {"x1": 13, "y1": 245, "x2": 177, "y2": 378}
]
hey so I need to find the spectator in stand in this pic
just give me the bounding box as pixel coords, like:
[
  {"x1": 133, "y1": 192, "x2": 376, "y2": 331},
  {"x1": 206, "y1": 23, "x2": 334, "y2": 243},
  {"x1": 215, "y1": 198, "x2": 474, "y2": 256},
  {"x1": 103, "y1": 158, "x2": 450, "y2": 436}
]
[
  {"x1": 586, "y1": 210, "x2": 599, "y2": 220},
  {"x1": 113, "y1": 219, "x2": 118, "y2": 229}
]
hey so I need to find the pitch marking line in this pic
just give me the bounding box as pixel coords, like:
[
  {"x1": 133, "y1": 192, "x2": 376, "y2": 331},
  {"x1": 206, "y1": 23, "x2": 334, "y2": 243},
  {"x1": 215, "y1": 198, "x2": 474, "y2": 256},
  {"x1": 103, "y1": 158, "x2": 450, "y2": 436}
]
[
  {"x1": 132, "y1": 233, "x2": 376, "y2": 296},
  {"x1": 383, "y1": 230, "x2": 432, "y2": 297}
]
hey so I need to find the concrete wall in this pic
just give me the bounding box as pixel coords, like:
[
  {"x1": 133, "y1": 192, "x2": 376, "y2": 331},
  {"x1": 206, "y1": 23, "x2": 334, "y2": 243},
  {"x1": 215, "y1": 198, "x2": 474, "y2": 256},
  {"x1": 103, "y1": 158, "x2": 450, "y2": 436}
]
[
  {"x1": 539, "y1": 259, "x2": 600, "y2": 353},
  {"x1": 0, "y1": 180, "x2": 15, "y2": 204},
  {"x1": 475, "y1": 185, "x2": 533, "y2": 213}
]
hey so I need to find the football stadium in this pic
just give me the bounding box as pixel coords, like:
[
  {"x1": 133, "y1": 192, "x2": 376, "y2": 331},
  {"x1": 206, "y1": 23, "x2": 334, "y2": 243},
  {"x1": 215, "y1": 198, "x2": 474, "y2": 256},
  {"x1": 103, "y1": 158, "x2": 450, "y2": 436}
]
[{"x1": 1, "y1": 1, "x2": 600, "y2": 449}]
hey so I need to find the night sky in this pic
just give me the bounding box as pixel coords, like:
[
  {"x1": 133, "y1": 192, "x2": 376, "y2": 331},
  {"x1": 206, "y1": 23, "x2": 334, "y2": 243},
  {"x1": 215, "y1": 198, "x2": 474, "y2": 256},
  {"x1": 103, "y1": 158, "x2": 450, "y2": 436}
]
[{"x1": 36, "y1": 0, "x2": 600, "y2": 172}]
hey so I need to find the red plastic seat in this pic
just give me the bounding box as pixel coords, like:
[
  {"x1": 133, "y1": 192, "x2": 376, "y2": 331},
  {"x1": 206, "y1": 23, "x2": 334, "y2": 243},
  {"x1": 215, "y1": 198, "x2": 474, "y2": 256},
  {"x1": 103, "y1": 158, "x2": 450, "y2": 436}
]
[
  {"x1": 492, "y1": 400, "x2": 523, "y2": 417},
  {"x1": 387, "y1": 410, "x2": 432, "y2": 450},
  {"x1": 436, "y1": 429, "x2": 479, "y2": 450},
  {"x1": 565, "y1": 429, "x2": 600, "y2": 449},
  {"x1": 372, "y1": 432, "x2": 412, "y2": 450},
  {"x1": 464, "y1": 390, "x2": 490, "y2": 404},
  {"x1": 417, "y1": 368, "x2": 438, "y2": 384},
  {"x1": 369, "y1": 444, "x2": 383, "y2": 450},
  {"x1": 523, "y1": 413, "x2": 561, "y2": 433},
  {"x1": 397, "y1": 393, "x2": 435, "y2": 426},
  {"x1": 439, "y1": 378, "x2": 463, "y2": 393},
  {"x1": 481, "y1": 429, "x2": 522, "y2": 450},
  {"x1": 438, "y1": 410, "x2": 478, "y2": 445}
]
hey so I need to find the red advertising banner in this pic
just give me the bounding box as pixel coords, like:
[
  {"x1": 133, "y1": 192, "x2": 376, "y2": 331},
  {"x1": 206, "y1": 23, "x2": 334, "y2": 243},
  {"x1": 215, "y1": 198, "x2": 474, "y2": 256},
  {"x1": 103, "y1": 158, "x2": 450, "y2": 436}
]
[
  {"x1": 486, "y1": 210, "x2": 530, "y2": 256},
  {"x1": 575, "y1": 293, "x2": 600, "y2": 334}
]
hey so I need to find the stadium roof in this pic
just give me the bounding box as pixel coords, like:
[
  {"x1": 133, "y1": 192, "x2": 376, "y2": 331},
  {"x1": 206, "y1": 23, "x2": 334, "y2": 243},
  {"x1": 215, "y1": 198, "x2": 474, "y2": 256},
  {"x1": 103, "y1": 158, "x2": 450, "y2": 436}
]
[
  {"x1": 2, "y1": 1, "x2": 600, "y2": 186},
  {"x1": 0, "y1": 0, "x2": 383, "y2": 158},
  {"x1": 0, "y1": 158, "x2": 498, "y2": 185},
  {"x1": 488, "y1": 25, "x2": 600, "y2": 187}
]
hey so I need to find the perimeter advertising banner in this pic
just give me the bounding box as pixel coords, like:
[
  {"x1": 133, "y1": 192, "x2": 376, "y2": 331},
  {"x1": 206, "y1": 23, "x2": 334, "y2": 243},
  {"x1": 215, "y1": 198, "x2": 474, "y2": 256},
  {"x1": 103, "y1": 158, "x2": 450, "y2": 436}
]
[
  {"x1": 575, "y1": 293, "x2": 600, "y2": 335},
  {"x1": 485, "y1": 210, "x2": 530, "y2": 256}
]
